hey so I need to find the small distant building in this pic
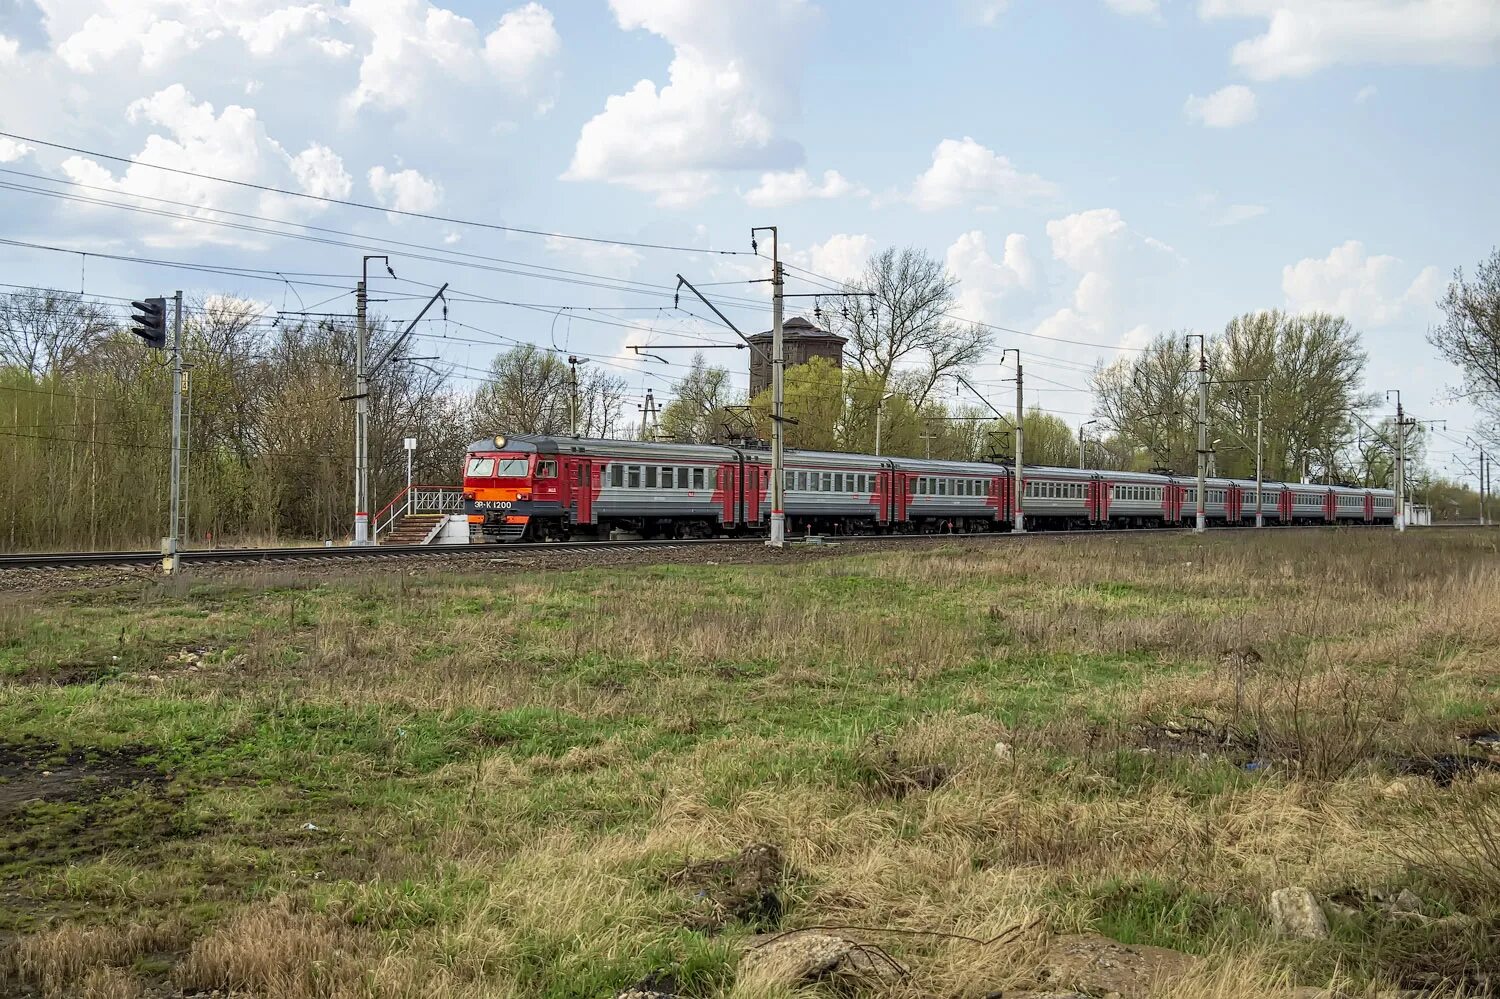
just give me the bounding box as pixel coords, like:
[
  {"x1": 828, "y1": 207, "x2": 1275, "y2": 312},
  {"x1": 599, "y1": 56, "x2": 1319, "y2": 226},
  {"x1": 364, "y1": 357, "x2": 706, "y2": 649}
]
[{"x1": 747, "y1": 316, "x2": 848, "y2": 399}]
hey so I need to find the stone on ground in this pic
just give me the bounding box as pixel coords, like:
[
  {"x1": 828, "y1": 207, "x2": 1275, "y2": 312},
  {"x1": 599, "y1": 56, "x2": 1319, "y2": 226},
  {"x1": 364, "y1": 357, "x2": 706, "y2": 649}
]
[
  {"x1": 1031, "y1": 933, "x2": 1204, "y2": 997},
  {"x1": 1270, "y1": 886, "x2": 1330, "y2": 939}
]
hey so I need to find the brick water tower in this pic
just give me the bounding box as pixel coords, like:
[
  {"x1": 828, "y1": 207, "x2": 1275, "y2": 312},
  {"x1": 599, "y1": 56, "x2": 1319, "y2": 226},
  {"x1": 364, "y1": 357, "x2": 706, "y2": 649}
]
[{"x1": 747, "y1": 316, "x2": 848, "y2": 399}]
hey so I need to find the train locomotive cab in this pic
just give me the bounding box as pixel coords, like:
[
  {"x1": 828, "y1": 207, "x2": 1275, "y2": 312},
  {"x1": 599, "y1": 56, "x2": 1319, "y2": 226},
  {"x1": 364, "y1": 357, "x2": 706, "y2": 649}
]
[{"x1": 463, "y1": 436, "x2": 565, "y2": 542}]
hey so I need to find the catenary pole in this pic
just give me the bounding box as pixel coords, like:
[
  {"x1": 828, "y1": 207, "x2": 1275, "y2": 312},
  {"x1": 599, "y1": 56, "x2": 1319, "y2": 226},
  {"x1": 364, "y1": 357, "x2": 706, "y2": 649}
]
[
  {"x1": 354, "y1": 277, "x2": 369, "y2": 545},
  {"x1": 166, "y1": 290, "x2": 183, "y2": 574},
  {"x1": 1006, "y1": 350, "x2": 1026, "y2": 533},
  {"x1": 1255, "y1": 390, "x2": 1264, "y2": 529},
  {"x1": 1187, "y1": 334, "x2": 1207, "y2": 533},
  {"x1": 1389, "y1": 390, "x2": 1405, "y2": 531}
]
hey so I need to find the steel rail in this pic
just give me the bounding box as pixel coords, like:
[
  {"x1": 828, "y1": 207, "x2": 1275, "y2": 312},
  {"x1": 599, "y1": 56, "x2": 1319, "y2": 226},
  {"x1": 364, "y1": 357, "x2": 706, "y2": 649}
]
[{"x1": 0, "y1": 522, "x2": 1472, "y2": 572}]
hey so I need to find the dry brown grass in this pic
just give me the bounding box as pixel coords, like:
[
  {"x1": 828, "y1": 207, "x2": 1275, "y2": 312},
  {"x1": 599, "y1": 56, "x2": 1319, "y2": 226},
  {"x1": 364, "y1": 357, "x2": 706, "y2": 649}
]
[{"x1": 4, "y1": 529, "x2": 1499, "y2": 997}]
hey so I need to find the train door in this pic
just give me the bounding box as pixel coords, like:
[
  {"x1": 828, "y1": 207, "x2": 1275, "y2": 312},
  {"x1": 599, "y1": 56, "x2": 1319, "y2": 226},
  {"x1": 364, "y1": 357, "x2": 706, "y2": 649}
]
[
  {"x1": 1162, "y1": 480, "x2": 1180, "y2": 523},
  {"x1": 1364, "y1": 492, "x2": 1374, "y2": 522},
  {"x1": 570, "y1": 458, "x2": 595, "y2": 525},
  {"x1": 1086, "y1": 476, "x2": 1107, "y2": 524},
  {"x1": 890, "y1": 473, "x2": 904, "y2": 525},
  {"x1": 1226, "y1": 484, "x2": 1241, "y2": 522},
  {"x1": 1324, "y1": 489, "x2": 1336, "y2": 523},
  {"x1": 742, "y1": 462, "x2": 762, "y2": 524},
  {"x1": 720, "y1": 463, "x2": 737, "y2": 527},
  {"x1": 1277, "y1": 488, "x2": 1293, "y2": 521}
]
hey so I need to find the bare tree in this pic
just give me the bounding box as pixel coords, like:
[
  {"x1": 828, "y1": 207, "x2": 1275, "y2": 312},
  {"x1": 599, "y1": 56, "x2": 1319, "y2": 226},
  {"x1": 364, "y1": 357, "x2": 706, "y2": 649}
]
[
  {"x1": 659, "y1": 352, "x2": 737, "y2": 443},
  {"x1": 574, "y1": 365, "x2": 630, "y2": 438},
  {"x1": 0, "y1": 289, "x2": 116, "y2": 377},
  {"x1": 471, "y1": 345, "x2": 570, "y2": 436},
  {"x1": 1093, "y1": 332, "x2": 1198, "y2": 472},
  {"x1": 1429, "y1": 248, "x2": 1500, "y2": 444},
  {"x1": 829, "y1": 247, "x2": 991, "y2": 409}
]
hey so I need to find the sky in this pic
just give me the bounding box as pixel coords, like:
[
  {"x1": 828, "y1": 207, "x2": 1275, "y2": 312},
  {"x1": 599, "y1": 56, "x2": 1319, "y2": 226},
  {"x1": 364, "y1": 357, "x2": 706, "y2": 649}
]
[{"x1": 0, "y1": 0, "x2": 1497, "y2": 475}]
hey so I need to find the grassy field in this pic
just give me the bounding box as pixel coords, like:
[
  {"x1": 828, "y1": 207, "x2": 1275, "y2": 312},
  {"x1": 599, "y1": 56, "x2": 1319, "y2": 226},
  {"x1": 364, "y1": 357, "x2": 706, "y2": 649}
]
[{"x1": 2, "y1": 530, "x2": 1499, "y2": 998}]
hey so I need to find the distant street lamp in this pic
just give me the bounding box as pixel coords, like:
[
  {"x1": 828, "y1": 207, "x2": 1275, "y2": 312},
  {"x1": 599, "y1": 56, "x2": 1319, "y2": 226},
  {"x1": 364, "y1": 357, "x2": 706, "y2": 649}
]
[{"x1": 874, "y1": 390, "x2": 898, "y2": 456}]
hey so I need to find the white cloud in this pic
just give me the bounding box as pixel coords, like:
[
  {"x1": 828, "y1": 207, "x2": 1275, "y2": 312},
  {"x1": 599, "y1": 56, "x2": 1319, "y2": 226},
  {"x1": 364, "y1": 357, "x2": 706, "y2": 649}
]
[
  {"x1": 1104, "y1": 0, "x2": 1160, "y2": 16},
  {"x1": 1216, "y1": 203, "x2": 1268, "y2": 226},
  {"x1": 0, "y1": 137, "x2": 33, "y2": 162},
  {"x1": 910, "y1": 137, "x2": 1060, "y2": 211},
  {"x1": 57, "y1": 84, "x2": 351, "y2": 246},
  {"x1": 0, "y1": 34, "x2": 19, "y2": 62},
  {"x1": 790, "y1": 233, "x2": 876, "y2": 285},
  {"x1": 290, "y1": 144, "x2": 354, "y2": 199},
  {"x1": 565, "y1": 0, "x2": 813, "y2": 207},
  {"x1": 347, "y1": 0, "x2": 560, "y2": 113},
  {"x1": 237, "y1": 5, "x2": 336, "y2": 58},
  {"x1": 1034, "y1": 209, "x2": 1179, "y2": 350},
  {"x1": 484, "y1": 2, "x2": 561, "y2": 83},
  {"x1": 969, "y1": 0, "x2": 1009, "y2": 25},
  {"x1": 1282, "y1": 240, "x2": 1443, "y2": 328},
  {"x1": 1199, "y1": 0, "x2": 1500, "y2": 80},
  {"x1": 367, "y1": 165, "x2": 443, "y2": 212},
  {"x1": 945, "y1": 230, "x2": 1036, "y2": 324},
  {"x1": 543, "y1": 236, "x2": 642, "y2": 279},
  {"x1": 1184, "y1": 84, "x2": 1258, "y2": 127},
  {"x1": 43, "y1": 1, "x2": 352, "y2": 71},
  {"x1": 742, "y1": 168, "x2": 861, "y2": 208},
  {"x1": 1355, "y1": 84, "x2": 1378, "y2": 103}
]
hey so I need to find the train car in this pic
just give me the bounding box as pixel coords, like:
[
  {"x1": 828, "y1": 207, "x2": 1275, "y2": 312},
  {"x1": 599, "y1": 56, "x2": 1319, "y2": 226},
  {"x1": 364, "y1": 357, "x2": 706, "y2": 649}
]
[
  {"x1": 890, "y1": 456, "x2": 1009, "y2": 533},
  {"x1": 782, "y1": 450, "x2": 893, "y2": 535},
  {"x1": 464, "y1": 434, "x2": 739, "y2": 541},
  {"x1": 463, "y1": 432, "x2": 1400, "y2": 541},
  {"x1": 1104, "y1": 471, "x2": 1174, "y2": 527}
]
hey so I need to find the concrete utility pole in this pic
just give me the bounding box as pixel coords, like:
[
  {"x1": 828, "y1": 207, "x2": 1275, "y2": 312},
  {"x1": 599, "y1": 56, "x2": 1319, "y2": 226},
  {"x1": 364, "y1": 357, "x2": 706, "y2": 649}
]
[
  {"x1": 1002, "y1": 349, "x2": 1026, "y2": 533},
  {"x1": 568, "y1": 354, "x2": 590, "y2": 436},
  {"x1": 1079, "y1": 419, "x2": 1099, "y2": 469},
  {"x1": 165, "y1": 290, "x2": 184, "y2": 574},
  {"x1": 1255, "y1": 390, "x2": 1264, "y2": 529},
  {"x1": 1388, "y1": 389, "x2": 1405, "y2": 531},
  {"x1": 638, "y1": 389, "x2": 658, "y2": 440},
  {"x1": 353, "y1": 256, "x2": 387, "y2": 544},
  {"x1": 1187, "y1": 334, "x2": 1208, "y2": 533},
  {"x1": 746, "y1": 226, "x2": 787, "y2": 548}
]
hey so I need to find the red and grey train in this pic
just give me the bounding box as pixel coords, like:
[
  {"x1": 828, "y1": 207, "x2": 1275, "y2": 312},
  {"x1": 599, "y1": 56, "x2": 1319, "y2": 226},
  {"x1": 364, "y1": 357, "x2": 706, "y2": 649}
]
[{"x1": 463, "y1": 433, "x2": 1396, "y2": 542}]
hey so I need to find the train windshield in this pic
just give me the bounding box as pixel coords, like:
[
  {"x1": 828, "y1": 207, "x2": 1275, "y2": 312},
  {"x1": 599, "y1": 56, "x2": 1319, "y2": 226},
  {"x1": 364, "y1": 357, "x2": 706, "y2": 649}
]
[{"x1": 466, "y1": 456, "x2": 530, "y2": 478}]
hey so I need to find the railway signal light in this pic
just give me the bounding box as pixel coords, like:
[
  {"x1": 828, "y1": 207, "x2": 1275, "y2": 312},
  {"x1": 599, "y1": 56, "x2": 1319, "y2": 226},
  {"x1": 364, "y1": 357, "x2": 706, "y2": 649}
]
[{"x1": 130, "y1": 297, "x2": 167, "y2": 349}]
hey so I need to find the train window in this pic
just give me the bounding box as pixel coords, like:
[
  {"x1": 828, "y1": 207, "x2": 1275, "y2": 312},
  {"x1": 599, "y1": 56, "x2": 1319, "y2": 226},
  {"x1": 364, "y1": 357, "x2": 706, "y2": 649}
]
[
  {"x1": 645, "y1": 467, "x2": 658, "y2": 488},
  {"x1": 536, "y1": 460, "x2": 558, "y2": 478},
  {"x1": 610, "y1": 464, "x2": 623, "y2": 487},
  {"x1": 834, "y1": 473, "x2": 844, "y2": 492},
  {"x1": 797, "y1": 471, "x2": 807, "y2": 490},
  {"x1": 937, "y1": 479, "x2": 946, "y2": 496},
  {"x1": 693, "y1": 468, "x2": 705, "y2": 490},
  {"x1": 628, "y1": 466, "x2": 641, "y2": 488},
  {"x1": 675, "y1": 467, "x2": 686, "y2": 489},
  {"x1": 819, "y1": 472, "x2": 830, "y2": 491}
]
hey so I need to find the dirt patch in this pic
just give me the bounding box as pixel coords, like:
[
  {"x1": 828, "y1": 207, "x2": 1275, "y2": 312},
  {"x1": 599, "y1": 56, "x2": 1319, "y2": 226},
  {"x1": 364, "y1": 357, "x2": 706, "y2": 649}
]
[
  {"x1": 0, "y1": 740, "x2": 166, "y2": 813},
  {"x1": 8, "y1": 657, "x2": 120, "y2": 686},
  {"x1": 0, "y1": 739, "x2": 179, "y2": 881},
  {"x1": 666, "y1": 843, "x2": 789, "y2": 933},
  {"x1": 856, "y1": 733, "x2": 952, "y2": 798}
]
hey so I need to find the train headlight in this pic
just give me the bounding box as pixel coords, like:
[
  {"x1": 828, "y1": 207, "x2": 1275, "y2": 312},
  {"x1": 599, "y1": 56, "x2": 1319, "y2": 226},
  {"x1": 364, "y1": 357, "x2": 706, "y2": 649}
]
[{"x1": 493, "y1": 435, "x2": 507, "y2": 449}]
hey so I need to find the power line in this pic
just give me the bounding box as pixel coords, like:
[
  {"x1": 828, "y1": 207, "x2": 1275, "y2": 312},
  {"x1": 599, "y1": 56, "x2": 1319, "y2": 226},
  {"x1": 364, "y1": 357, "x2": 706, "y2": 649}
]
[
  {"x1": 0, "y1": 175, "x2": 772, "y2": 309},
  {"x1": 0, "y1": 131, "x2": 754, "y2": 257}
]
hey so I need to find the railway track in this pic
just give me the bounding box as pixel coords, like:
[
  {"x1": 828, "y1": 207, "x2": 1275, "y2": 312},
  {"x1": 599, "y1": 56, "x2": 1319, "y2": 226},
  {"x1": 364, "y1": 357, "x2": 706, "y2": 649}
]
[{"x1": 0, "y1": 521, "x2": 1459, "y2": 572}]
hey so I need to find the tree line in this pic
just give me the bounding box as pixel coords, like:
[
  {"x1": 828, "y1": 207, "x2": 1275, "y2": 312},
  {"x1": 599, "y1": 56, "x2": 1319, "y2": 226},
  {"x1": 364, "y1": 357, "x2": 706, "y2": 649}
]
[{"x1": 2, "y1": 245, "x2": 1495, "y2": 549}]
